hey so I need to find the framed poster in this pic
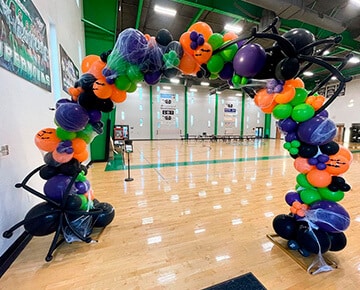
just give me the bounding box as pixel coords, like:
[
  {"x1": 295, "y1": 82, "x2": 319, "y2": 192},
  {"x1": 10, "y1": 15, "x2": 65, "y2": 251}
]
[
  {"x1": 0, "y1": 0, "x2": 51, "y2": 91},
  {"x1": 60, "y1": 44, "x2": 79, "y2": 95}
]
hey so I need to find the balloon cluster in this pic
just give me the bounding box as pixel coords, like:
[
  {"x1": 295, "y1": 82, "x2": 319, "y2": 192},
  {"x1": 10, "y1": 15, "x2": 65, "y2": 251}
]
[{"x1": 19, "y1": 51, "x2": 127, "y2": 240}]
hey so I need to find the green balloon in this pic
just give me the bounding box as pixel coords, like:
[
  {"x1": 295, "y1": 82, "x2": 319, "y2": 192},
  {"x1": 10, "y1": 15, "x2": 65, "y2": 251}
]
[
  {"x1": 56, "y1": 127, "x2": 76, "y2": 140},
  {"x1": 127, "y1": 65, "x2": 143, "y2": 83},
  {"x1": 272, "y1": 103, "x2": 292, "y2": 119},
  {"x1": 300, "y1": 188, "x2": 321, "y2": 205},
  {"x1": 77, "y1": 124, "x2": 94, "y2": 144},
  {"x1": 240, "y1": 77, "x2": 248, "y2": 85},
  {"x1": 283, "y1": 142, "x2": 292, "y2": 150},
  {"x1": 109, "y1": 55, "x2": 128, "y2": 74},
  {"x1": 219, "y1": 43, "x2": 238, "y2": 62},
  {"x1": 290, "y1": 88, "x2": 308, "y2": 106},
  {"x1": 208, "y1": 33, "x2": 224, "y2": 50},
  {"x1": 289, "y1": 147, "x2": 299, "y2": 155},
  {"x1": 127, "y1": 82, "x2": 138, "y2": 93},
  {"x1": 291, "y1": 140, "x2": 301, "y2": 148},
  {"x1": 318, "y1": 187, "x2": 345, "y2": 202},
  {"x1": 291, "y1": 103, "x2": 315, "y2": 122},
  {"x1": 207, "y1": 55, "x2": 225, "y2": 74},
  {"x1": 232, "y1": 74, "x2": 241, "y2": 86},
  {"x1": 115, "y1": 75, "x2": 132, "y2": 91},
  {"x1": 296, "y1": 173, "x2": 313, "y2": 189}
]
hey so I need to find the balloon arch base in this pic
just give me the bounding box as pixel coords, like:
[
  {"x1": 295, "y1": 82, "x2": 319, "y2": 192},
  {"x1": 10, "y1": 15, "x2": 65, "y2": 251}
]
[
  {"x1": 2, "y1": 164, "x2": 114, "y2": 262},
  {"x1": 266, "y1": 233, "x2": 338, "y2": 274}
]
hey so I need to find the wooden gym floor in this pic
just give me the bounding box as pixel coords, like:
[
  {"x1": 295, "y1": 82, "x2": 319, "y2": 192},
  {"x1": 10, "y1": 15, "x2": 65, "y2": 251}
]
[{"x1": 2, "y1": 138, "x2": 360, "y2": 289}]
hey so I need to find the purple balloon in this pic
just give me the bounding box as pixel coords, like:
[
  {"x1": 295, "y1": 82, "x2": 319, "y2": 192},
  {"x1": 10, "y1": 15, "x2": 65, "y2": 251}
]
[
  {"x1": 75, "y1": 180, "x2": 90, "y2": 194},
  {"x1": 285, "y1": 132, "x2": 298, "y2": 142},
  {"x1": 233, "y1": 44, "x2": 266, "y2": 78},
  {"x1": 278, "y1": 118, "x2": 298, "y2": 133},
  {"x1": 219, "y1": 62, "x2": 234, "y2": 80},
  {"x1": 44, "y1": 174, "x2": 74, "y2": 202},
  {"x1": 144, "y1": 71, "x2": 161, "y2": 85},
  {"x1": 297, "y1": 115, "x2": 336, "y2": 146},
  {"x1": 114, "y1": 28, "x2": 148, "y2": 65},
  {"x1": 285, "y1": 191, "x2": 301, "y2": 206},
  {"x1": 88, "y1": 110, "x2": 102, "y2": 124},
  {"x1": 55, "y1": 103, "x2": 89, "y2": 132},
  {"x1": 308, "y1": 201, "x2": 350, "y2": 233}
]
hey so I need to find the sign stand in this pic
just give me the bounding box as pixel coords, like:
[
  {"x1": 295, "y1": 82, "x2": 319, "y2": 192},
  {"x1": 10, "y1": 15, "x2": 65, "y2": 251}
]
[{"x1": 124, "y1": 140, "x2": 133, "y2": 182}]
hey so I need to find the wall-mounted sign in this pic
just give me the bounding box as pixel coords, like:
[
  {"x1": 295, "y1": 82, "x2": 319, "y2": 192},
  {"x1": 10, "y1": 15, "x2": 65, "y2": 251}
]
[{"x1": 0, "y1": 0, "x2": 51, "y2": 91}]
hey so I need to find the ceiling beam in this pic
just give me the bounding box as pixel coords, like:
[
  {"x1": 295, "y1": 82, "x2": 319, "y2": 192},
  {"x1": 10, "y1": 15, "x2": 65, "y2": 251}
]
[{"x1": 135, "y1": 0, "x2": 144, "y2": 30}]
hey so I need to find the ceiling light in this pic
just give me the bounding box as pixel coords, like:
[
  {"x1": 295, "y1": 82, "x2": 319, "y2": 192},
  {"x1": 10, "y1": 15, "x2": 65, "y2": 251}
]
[
  {"x1": 349, "y1": 56, "x2": 360, "y2": 64},
  {"x1": 170, "y1": 78, "x2": 180, "y2": 84},
  {"x1": 154, "y1": 4, "x2": 177, "y2": 16},
  {"x1": 163, "y1": 86, "x2": 171, "y2": 90},
  {"x1": 235, "y1": 93, "x2": 242, "y2": 96},
  {"x1": 189, "y1": 88, "x2": 198, "y2": 92},
  {"x1": 350, "y1": 0, "x2": 360, "y2": 7},
  {"x1": 331, "y1": 76, "x2": 337, "y2": 80},
  {"x1": 200, "y1": 81, "x2": 210, "y2": 86},
  {"x1": 136, "y1": 83, "x2": 142, "y2": 87},
  {"x1": 303, "y1": 71, "x2": 314, "y2": 76},
  {"x1": 224, "y1": 23, "x2": 243, "y2": 34}
]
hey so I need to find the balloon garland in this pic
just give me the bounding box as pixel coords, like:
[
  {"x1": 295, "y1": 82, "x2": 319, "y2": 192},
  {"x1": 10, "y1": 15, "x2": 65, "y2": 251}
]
[{"x1": 4, "y1": 17, "x2": 354, "y2": 267}]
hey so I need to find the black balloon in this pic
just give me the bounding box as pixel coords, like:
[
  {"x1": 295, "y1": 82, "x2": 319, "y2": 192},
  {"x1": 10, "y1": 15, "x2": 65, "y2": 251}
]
[
  {"x1": 156, "y1": 29, "x2": 173, "y2": 46},
  {"x1": 75, "y1": 73, "x2": 97, "y2": 90},
  {"x1": 298, "y1": 143, "x2": 318, "y2": 158},
  {"x1": 24, "y1": 202, "x2": 60, "y2": 236},
  {"x1": 65, "y1": 194, "x2": 83, "y2": 210},
  {"x1": 93, "y1": 202, "x2": 115, "y2": 228},
  {"x1": 328, "y1": 232, "x2": 347, "y2": 251},
  {"x1": 296, "y1": 226, "x2": 331, "y2": 254},
  {"x1": 283, "y1": 28, "x2": 315, "y2": 56},
  {"x1": 163, "y1": 67, "x2": 180, "y2": 79},
  {"x1": 165, "y1": 40, "x2": 184, "y2": 59},
  {"x1": 319, "y1": 141, "x2": 340, "y2": 155},
  {"x1": 273, "y1": 214, "x2": 298, "y2": 240},
  {"x1": 58, "y1": 158, "x2": 81, "y2": 176},
  {"x1": 275, "y1": 57, "x2": 300, "y2": 80},
  {"x1": 39, "y1": 165, "x2": 59, "y2": 180}
]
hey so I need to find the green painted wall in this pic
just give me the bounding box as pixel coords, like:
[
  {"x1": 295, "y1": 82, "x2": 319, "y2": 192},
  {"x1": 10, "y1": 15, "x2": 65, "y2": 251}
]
[{"x1": 83, "y1": 0, "x2": 118, "y2": 161}]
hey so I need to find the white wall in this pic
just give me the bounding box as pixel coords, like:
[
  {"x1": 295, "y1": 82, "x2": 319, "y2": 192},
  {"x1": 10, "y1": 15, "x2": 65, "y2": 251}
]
[
  {"x1": 0, "y1": 0, "x2": 84, "y2": 255},
  {"x1": 326, "y1": 77, "x2": 360, "y2": 143},
  {"x1": 115, "y1": 83, "x2": 267, "y2": 139}
]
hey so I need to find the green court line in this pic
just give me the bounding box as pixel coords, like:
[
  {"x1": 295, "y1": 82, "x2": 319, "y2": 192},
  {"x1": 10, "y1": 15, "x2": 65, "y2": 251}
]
[{"x1": 105, "y1": 149, "x2": 360, "y2": 172}]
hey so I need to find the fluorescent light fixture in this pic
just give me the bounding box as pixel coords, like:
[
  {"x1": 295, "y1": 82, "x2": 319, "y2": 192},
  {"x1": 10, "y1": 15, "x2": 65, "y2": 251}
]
[
  {"x1": 331, "y1": 76, "x2": 337, "y2": 80},
  {"x1": 163, "y1": 86, "x2": 171, "y2": 90},
  {"x1": 200, "y1": 81, "x2": 210, "y2": 86},
  {"x1": 224, "y1": 23, "x2": 243, "y2": 34},
  {"x1": 189, "y1": 88, "x2": 198, "y2": 92},
  {"x1": 349, "y1": 56, "x2": 360, "y2": 64},
  {"x1": 350, "y1": 0, "x2": 360, "y2": 6},
  {"x1": 154, "y1": 4, "x2": 177, "y2": 16},
  {"x1": 235, "y1": 93, "x2": 242, "y2": 96},
  {"x1": 136, "y1": 83, "x2": 142, "y2": 87},
  {"x1": 170, "y1": 78, "x2": 180, "y2": 84},
  {"x1": 303, "y1": 71, "x2": 314, "y2": 76},
  {"x1": 216, "y1": 91, "x2": 222, "y2": 94}
]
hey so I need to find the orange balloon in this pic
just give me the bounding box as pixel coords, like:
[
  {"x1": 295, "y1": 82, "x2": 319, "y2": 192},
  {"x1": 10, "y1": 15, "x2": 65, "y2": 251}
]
[
  {"x1": 326, "y1": 155, "x2": 350, "y2": 175},
  {"x1": 179, "y1": 53, "x2": 198, "y2": 75},
  {"x1": 93, "y1": 77, "x2": 113, "y2": 99},
  {"x1": 81, "y1": 55, "x2": 100, "y2": 73},
  {"x1": 72, "y1": 138, "x2": 87, "y2": 154},
  {"x1": 294, "y1": 157, "x2": 314, "y2": 174},
  {"x1": 285, "y1": 78, "x2": 304, "y2": 88},
  {"x1": 194, "y1": 42, "x2": 213, "y2": 64},
  {"x1": 306, "y1": 169, "x2": 332, "y2": 188},
  {"x1": 87, "y1": 60, "x2": 106, "y2": 79},
  {"x1": 179, "y1": 31, "x2": 194, "y2": 55},
  {"x1": 84, "y1": 189, "x2": 95, "y2": 200},
  {"x1": 34, "y1": 128, "x2": 61, "y2": 152},
  {"x1": 261, "y1": 100, "x2": 277, "y2": 113},
  {"x1": 111, "y1": 87, "x2": 127, "y2": 103},
  {"x1": 254, "y1": 88, "x2": 276, "y2": 108},
  {"x1": 68, "y1": 87, "x2": 83, "y2": 101},
  {"x1": 144, "y1": 33, "x2": 151, "y2": 41},
  {"x1": 274, "y1": 84, "x2": 296, "y2": 104},
  {"x1": 73, "y1": 149, "x2": 89, "y2": 163},
  {"x1": 188, "y1": 22, "x2": 213, "y2": 41},
  {"x1": 223, "y1": 31, "x2": 238, "y2": 42},
  {"x1": 337, "y1": 145, "x2": 353, "y2": 162}
]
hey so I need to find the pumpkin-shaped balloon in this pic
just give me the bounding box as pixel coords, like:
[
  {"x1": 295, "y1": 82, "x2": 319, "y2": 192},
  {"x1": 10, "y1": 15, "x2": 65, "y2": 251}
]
[{"x1": 35, "y1": 128, "x2": 61, "y2": 152}]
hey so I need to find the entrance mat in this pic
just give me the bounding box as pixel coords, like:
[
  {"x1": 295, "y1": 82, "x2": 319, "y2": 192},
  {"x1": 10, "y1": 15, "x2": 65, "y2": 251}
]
[{"x1": 203, "y1": 272, "x2": 266, "y2": 290}]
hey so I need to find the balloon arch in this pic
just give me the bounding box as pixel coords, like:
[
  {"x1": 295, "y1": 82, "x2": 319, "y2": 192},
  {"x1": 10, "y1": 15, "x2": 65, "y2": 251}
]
[{"x1": 4, "y1": 18, "x2": 354, "y2": 268}]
